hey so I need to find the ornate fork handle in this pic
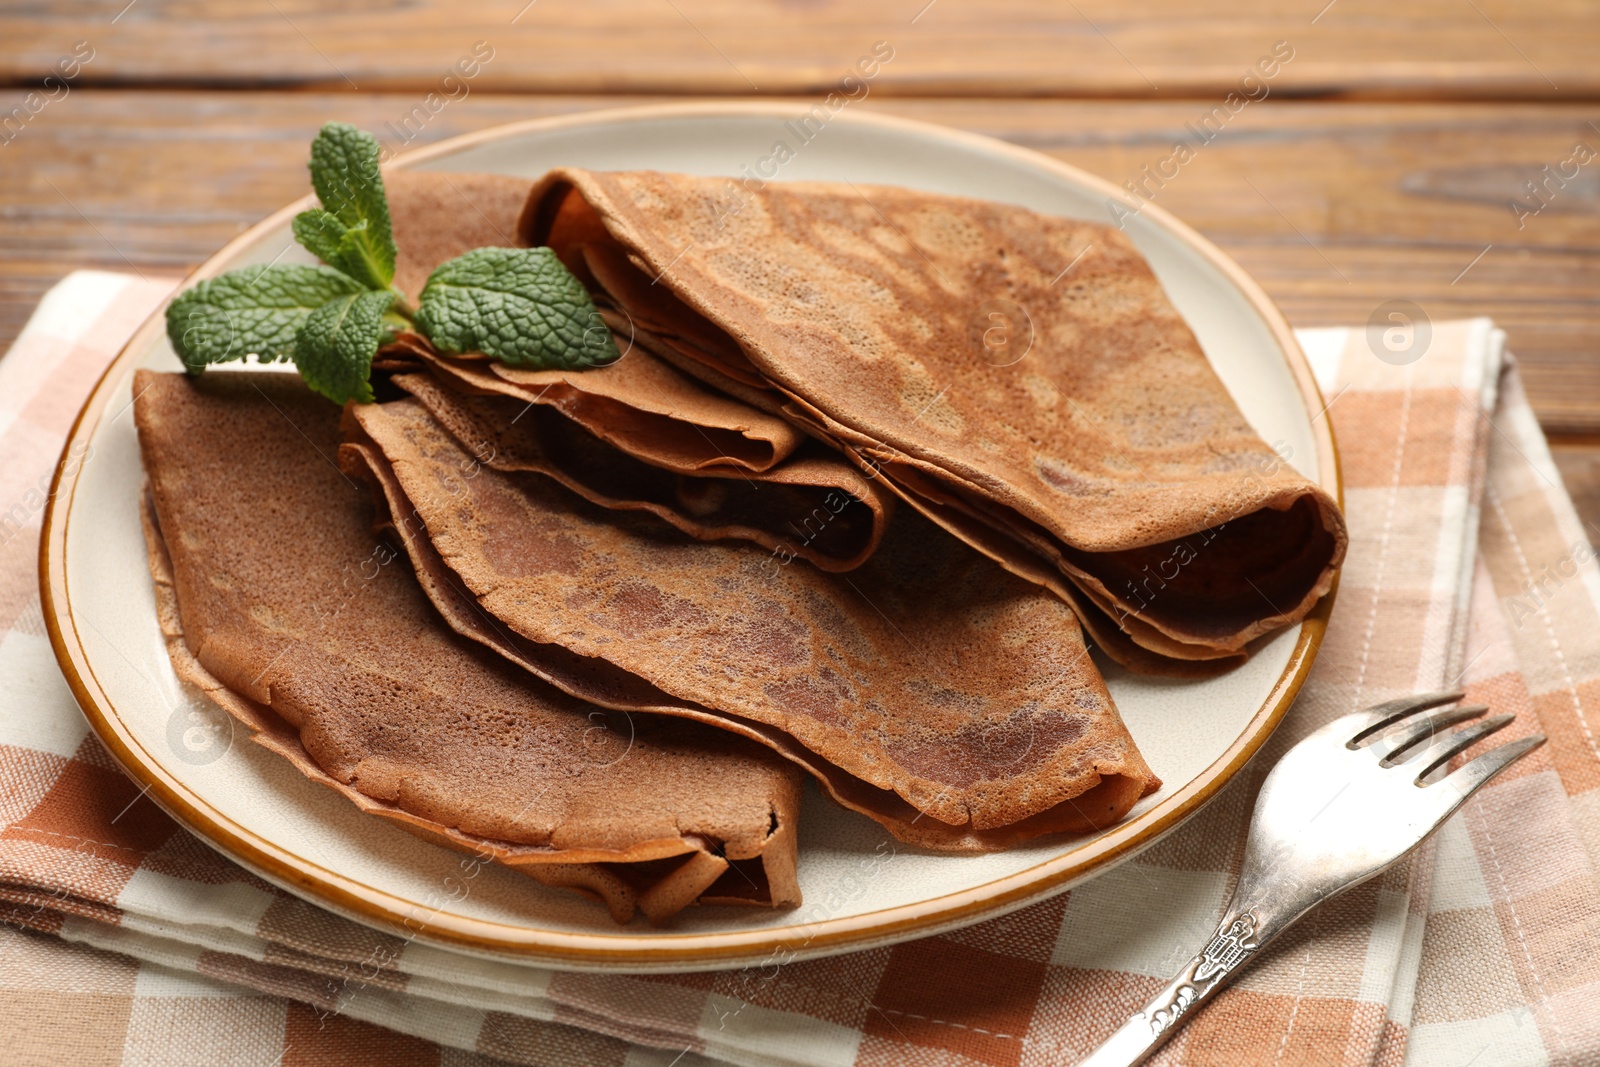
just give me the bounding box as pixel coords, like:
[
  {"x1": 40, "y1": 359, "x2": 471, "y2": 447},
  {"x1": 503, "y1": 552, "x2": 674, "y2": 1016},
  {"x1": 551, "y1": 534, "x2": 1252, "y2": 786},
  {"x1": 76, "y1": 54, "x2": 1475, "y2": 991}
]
[
  {"x1": 1076, "y1": 692, "x2": 1544, "y2": 1066},
  {"x1": 1078, "y1": 902, "x2": 1280, "y2": 1066}
]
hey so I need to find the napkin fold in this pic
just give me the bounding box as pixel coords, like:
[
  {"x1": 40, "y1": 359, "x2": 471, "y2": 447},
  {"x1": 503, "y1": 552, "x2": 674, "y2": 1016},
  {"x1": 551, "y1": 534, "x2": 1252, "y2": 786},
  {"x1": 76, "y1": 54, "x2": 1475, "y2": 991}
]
[{"x1": 2, "y1": 272, "x2": 1597, "y2": 1067}]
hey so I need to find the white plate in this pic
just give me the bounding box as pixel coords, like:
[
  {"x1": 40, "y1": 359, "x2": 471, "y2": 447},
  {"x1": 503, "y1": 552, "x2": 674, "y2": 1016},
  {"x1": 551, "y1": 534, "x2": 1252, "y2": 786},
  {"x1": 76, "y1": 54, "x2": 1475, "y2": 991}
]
[{"x1": 43, "y1": 103, "x2": 1338, "y2": 972}]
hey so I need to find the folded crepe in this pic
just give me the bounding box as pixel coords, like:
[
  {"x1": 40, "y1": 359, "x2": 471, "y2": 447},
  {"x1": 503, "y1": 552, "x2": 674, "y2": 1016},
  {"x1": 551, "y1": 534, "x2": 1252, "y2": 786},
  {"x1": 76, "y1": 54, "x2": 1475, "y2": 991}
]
[
  {"x1": 520, "y1": 170, "x2": 1347, "y2": 671},
  {"x1": 134, "y1": 369, "x2": 803, "y2": 924},
  {"x1": 377, "y1": 174, "x2": 895, "y2": 572},
  {"x1": 389, "y1": 335, "x2": 805, "y2": 475},
  {"x1": 343, "y1": 396, "x2": 1161, "y2": 851},
  {"x1": 386, "y1": 367, "x2": 890, "y2": 572}
]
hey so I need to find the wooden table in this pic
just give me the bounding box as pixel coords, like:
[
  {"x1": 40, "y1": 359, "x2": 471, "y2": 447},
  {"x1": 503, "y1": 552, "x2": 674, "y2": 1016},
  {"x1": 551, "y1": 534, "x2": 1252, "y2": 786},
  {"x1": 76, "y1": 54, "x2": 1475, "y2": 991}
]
[{"x1": 2, "y1": 2, "x2": 1597, "y2": 520}]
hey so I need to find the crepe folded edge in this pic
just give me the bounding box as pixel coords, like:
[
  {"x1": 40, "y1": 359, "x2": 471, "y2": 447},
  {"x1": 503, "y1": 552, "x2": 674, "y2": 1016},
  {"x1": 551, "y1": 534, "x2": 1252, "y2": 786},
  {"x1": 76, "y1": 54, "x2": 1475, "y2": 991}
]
[
  {"x1": 376, "y1": 332, "x2": 806, "y2": 476},
  {"x1": 140, "y1": 485, "x2": 801, "y2": 925},
  {"x1": 379, "y1": 362, "x2": 894, "y2": 574},
  {"x1": 339, "y1": 410, "x2": 1159, "y2": 853},
  {"x1": 518, "y1": 167, "x2": 1346, "y2": 676}
]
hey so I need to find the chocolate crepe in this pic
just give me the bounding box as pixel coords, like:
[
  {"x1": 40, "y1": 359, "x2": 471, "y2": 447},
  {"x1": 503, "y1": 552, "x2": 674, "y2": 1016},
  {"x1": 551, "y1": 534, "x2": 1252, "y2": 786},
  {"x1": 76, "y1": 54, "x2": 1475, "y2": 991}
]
[
  {"x1": 399, "y1": 336, "x2": 805, "y2": 474},
  {"x1": 520, "y1": 170, "x2": 1347, "y2": 670},
  {"x1": 135, "y1": 369, "x2": 802, "y2": 923},
  {"x1": 344, "y1": 396, "x2": 1161, "y2": 851},
  {"x1": 378, "y1": 174, "x2": 894, "y2": 572},
  {"x1": 388, "y1": 368, "x2": 890, "y2": 572}
]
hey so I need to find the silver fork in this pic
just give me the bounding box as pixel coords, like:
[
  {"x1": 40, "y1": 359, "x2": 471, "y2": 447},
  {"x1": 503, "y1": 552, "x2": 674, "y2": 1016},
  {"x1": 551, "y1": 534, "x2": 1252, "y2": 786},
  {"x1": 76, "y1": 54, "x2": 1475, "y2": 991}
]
[{"x1": 1080, "y1": 691, "x2": 1545, "y2": 1067}]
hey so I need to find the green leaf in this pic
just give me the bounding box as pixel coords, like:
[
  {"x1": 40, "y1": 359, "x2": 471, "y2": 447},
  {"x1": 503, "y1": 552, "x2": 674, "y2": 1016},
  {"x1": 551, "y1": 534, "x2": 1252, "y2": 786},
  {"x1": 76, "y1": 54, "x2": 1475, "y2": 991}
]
[
  {"x1": 331, "y1": 222, "x2": 395, "y2": 292},
  {"x1": 165, "y1": 265, "x2": 365, "y2": 373},
  {"x1": 294, "y1": 289, "x2": 397, "y2": 405},
  {"x1": 291, "y1": 209, "x2": 349, "y2": 266},
  {"x1": 307, "y1": 122, "x2": 395, "y2": 289},
  {"x1": 415, "y1": 247, "x2": 621, "y2": 369},
  {"x1": 295, "y1": 209, "x2": 398, "y2": 294}
]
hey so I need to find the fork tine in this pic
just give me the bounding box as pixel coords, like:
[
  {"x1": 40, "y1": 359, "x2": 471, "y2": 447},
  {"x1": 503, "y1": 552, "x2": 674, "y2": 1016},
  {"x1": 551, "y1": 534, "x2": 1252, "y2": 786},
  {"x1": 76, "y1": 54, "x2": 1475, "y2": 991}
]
[
  {"x1": 1435, "y1": 734, "x2": 1547, "y2": 792},
  {"x1": 1348, "y1": 690, "x2": 1466, "y2": 748},
  {"x1": 1369, "y1": 705, "x2": 1490, "y2": 762},
  {"x1": 1406, "y1": 714, "x2": 1516, "y2": 782}
]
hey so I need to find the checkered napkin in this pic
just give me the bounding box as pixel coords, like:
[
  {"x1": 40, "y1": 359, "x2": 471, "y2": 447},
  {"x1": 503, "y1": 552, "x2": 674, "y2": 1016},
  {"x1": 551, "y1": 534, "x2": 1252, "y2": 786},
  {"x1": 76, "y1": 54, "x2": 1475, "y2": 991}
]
[{"x1": 2, "y1": 272, "x2": 1597, "y2": 1067}]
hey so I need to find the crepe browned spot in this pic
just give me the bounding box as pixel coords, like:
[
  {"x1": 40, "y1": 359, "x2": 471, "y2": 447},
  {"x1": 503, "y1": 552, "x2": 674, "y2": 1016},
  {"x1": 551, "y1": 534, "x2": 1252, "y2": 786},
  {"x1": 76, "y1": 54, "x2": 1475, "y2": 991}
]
[
  {"x1": 387, "y1": 368, "x2": 891, "y2": 573},
  {"x1": 344, "y1": 396, "x2": 1160, "y2": 850},
  {"x1": 134, "y1": 369, "x2": 802, "y2": 924},
  {"x1": 520, "y1": 169, "x2": 1347, "y2": 671}
]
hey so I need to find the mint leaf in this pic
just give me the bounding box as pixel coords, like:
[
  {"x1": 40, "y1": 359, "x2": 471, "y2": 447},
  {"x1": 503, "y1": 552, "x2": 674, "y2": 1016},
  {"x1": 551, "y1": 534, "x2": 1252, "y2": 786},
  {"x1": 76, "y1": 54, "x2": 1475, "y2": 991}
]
[
  {"x1": 166, "y1": 265, "x2": 364, "y2": 373},
  {"x1": 415, "y1": 247, "x2": 620, "y2": 369},
  {"x1": 332, "y1": 222, "x2": 395, "y2": 292},
  {"x1": 292, "y1": 209, "x2": 394, "y2": 292},
  {"x1": 291, "y1": 209, "x2": 348, "y2": 267},
  {"x1": 294, "y1": 289, "x2": 396, "y2": 405},
  {"x1": 306, "y1": 123, "x2": 395, "y2": 289}
]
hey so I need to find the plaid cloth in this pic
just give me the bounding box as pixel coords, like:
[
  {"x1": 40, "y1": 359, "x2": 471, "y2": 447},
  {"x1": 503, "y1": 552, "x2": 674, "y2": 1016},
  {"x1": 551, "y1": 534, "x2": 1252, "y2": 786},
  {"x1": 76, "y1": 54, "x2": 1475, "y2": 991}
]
[{"x1": 2, "y1": 271, "x2": 1597, "y2": 1067}]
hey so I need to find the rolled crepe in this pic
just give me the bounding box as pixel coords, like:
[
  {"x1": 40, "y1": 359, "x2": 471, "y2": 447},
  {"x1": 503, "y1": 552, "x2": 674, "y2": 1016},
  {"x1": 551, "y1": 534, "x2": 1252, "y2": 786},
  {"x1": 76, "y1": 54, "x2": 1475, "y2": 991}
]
[
  {"x1": 134, "y1": 370, "x2": 802, "y2": 924},
  {"x1": 344, "y1": 396, "x2": 1161, "y2": 851},
  {"x1": 520, "y1": 170, "x2": 1347, "y2": 670}
]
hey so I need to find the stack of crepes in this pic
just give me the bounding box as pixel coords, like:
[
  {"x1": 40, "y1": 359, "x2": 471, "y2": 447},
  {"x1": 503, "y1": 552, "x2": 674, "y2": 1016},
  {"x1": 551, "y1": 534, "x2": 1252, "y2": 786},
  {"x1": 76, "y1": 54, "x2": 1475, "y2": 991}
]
[{"x1": 138, "y1": 169, "x2": 1347, "y2": 922}]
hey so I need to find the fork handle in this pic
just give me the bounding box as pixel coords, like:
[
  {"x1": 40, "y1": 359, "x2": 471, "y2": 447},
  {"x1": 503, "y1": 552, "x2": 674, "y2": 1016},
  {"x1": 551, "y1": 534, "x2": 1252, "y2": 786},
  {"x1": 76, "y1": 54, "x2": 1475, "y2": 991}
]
[{"x1": 1077, "y1": 902, "x2": 1276, "y2": 1066}]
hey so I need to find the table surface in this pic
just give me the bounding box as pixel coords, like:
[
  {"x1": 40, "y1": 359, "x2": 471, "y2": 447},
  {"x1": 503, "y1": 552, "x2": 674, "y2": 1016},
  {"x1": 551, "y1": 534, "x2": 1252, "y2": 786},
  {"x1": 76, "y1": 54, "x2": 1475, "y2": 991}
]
[{"x1": 2, "y1": 3, "x2": 1597, "y2": 522}]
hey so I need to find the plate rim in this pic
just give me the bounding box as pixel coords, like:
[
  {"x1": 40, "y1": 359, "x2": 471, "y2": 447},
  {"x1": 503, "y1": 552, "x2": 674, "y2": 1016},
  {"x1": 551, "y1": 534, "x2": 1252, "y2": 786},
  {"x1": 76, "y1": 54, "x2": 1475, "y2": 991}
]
[{"x1": 39, "y1": 100, "x2": 1342, "y2": 970}]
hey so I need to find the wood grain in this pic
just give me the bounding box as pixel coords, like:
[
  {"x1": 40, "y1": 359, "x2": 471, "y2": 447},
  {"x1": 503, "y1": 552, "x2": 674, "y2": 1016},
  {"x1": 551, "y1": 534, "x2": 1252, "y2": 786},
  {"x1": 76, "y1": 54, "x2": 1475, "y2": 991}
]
[
  {"x1": 3, "y1": 92, "x2": 1595, "y2": 424},
  {"x1": 2, "y1": 1, "x2": 1598, "y2": 99},
  {"x1": 1551, "y1": 439, "x2": 1600, "y2": 538}
]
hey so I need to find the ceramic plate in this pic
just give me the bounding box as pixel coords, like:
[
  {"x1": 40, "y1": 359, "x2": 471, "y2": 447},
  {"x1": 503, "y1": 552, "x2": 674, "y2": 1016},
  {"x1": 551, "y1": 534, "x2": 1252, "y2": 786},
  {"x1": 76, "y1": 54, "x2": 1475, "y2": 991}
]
[{"x1": 42, "y1": 103, "x2": 1338, "y2": 972}]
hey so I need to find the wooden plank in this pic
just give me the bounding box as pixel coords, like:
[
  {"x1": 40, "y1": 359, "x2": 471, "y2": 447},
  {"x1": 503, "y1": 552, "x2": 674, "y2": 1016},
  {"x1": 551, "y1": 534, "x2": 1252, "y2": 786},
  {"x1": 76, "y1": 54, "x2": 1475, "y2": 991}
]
[
  {"x1": 0, "y1": 92, "x2": 1595, "y2": 439},
  {"x1": 1, "y1": 2, "x2": 1598, "y2": 99},
  {"x1": 1551, "y1": 439, "x2": 1600, "y2": 542}
]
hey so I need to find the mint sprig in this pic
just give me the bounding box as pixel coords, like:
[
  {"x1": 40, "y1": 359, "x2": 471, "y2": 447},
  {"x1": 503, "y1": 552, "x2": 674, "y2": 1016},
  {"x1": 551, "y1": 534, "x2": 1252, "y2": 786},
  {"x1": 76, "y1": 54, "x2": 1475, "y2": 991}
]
[
  {"x1": 306, "y1": 122, "x2": 397, "y2": 287},
  {"x1": 165, "y1": 122, "x2": 617, "y2": 404}
]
